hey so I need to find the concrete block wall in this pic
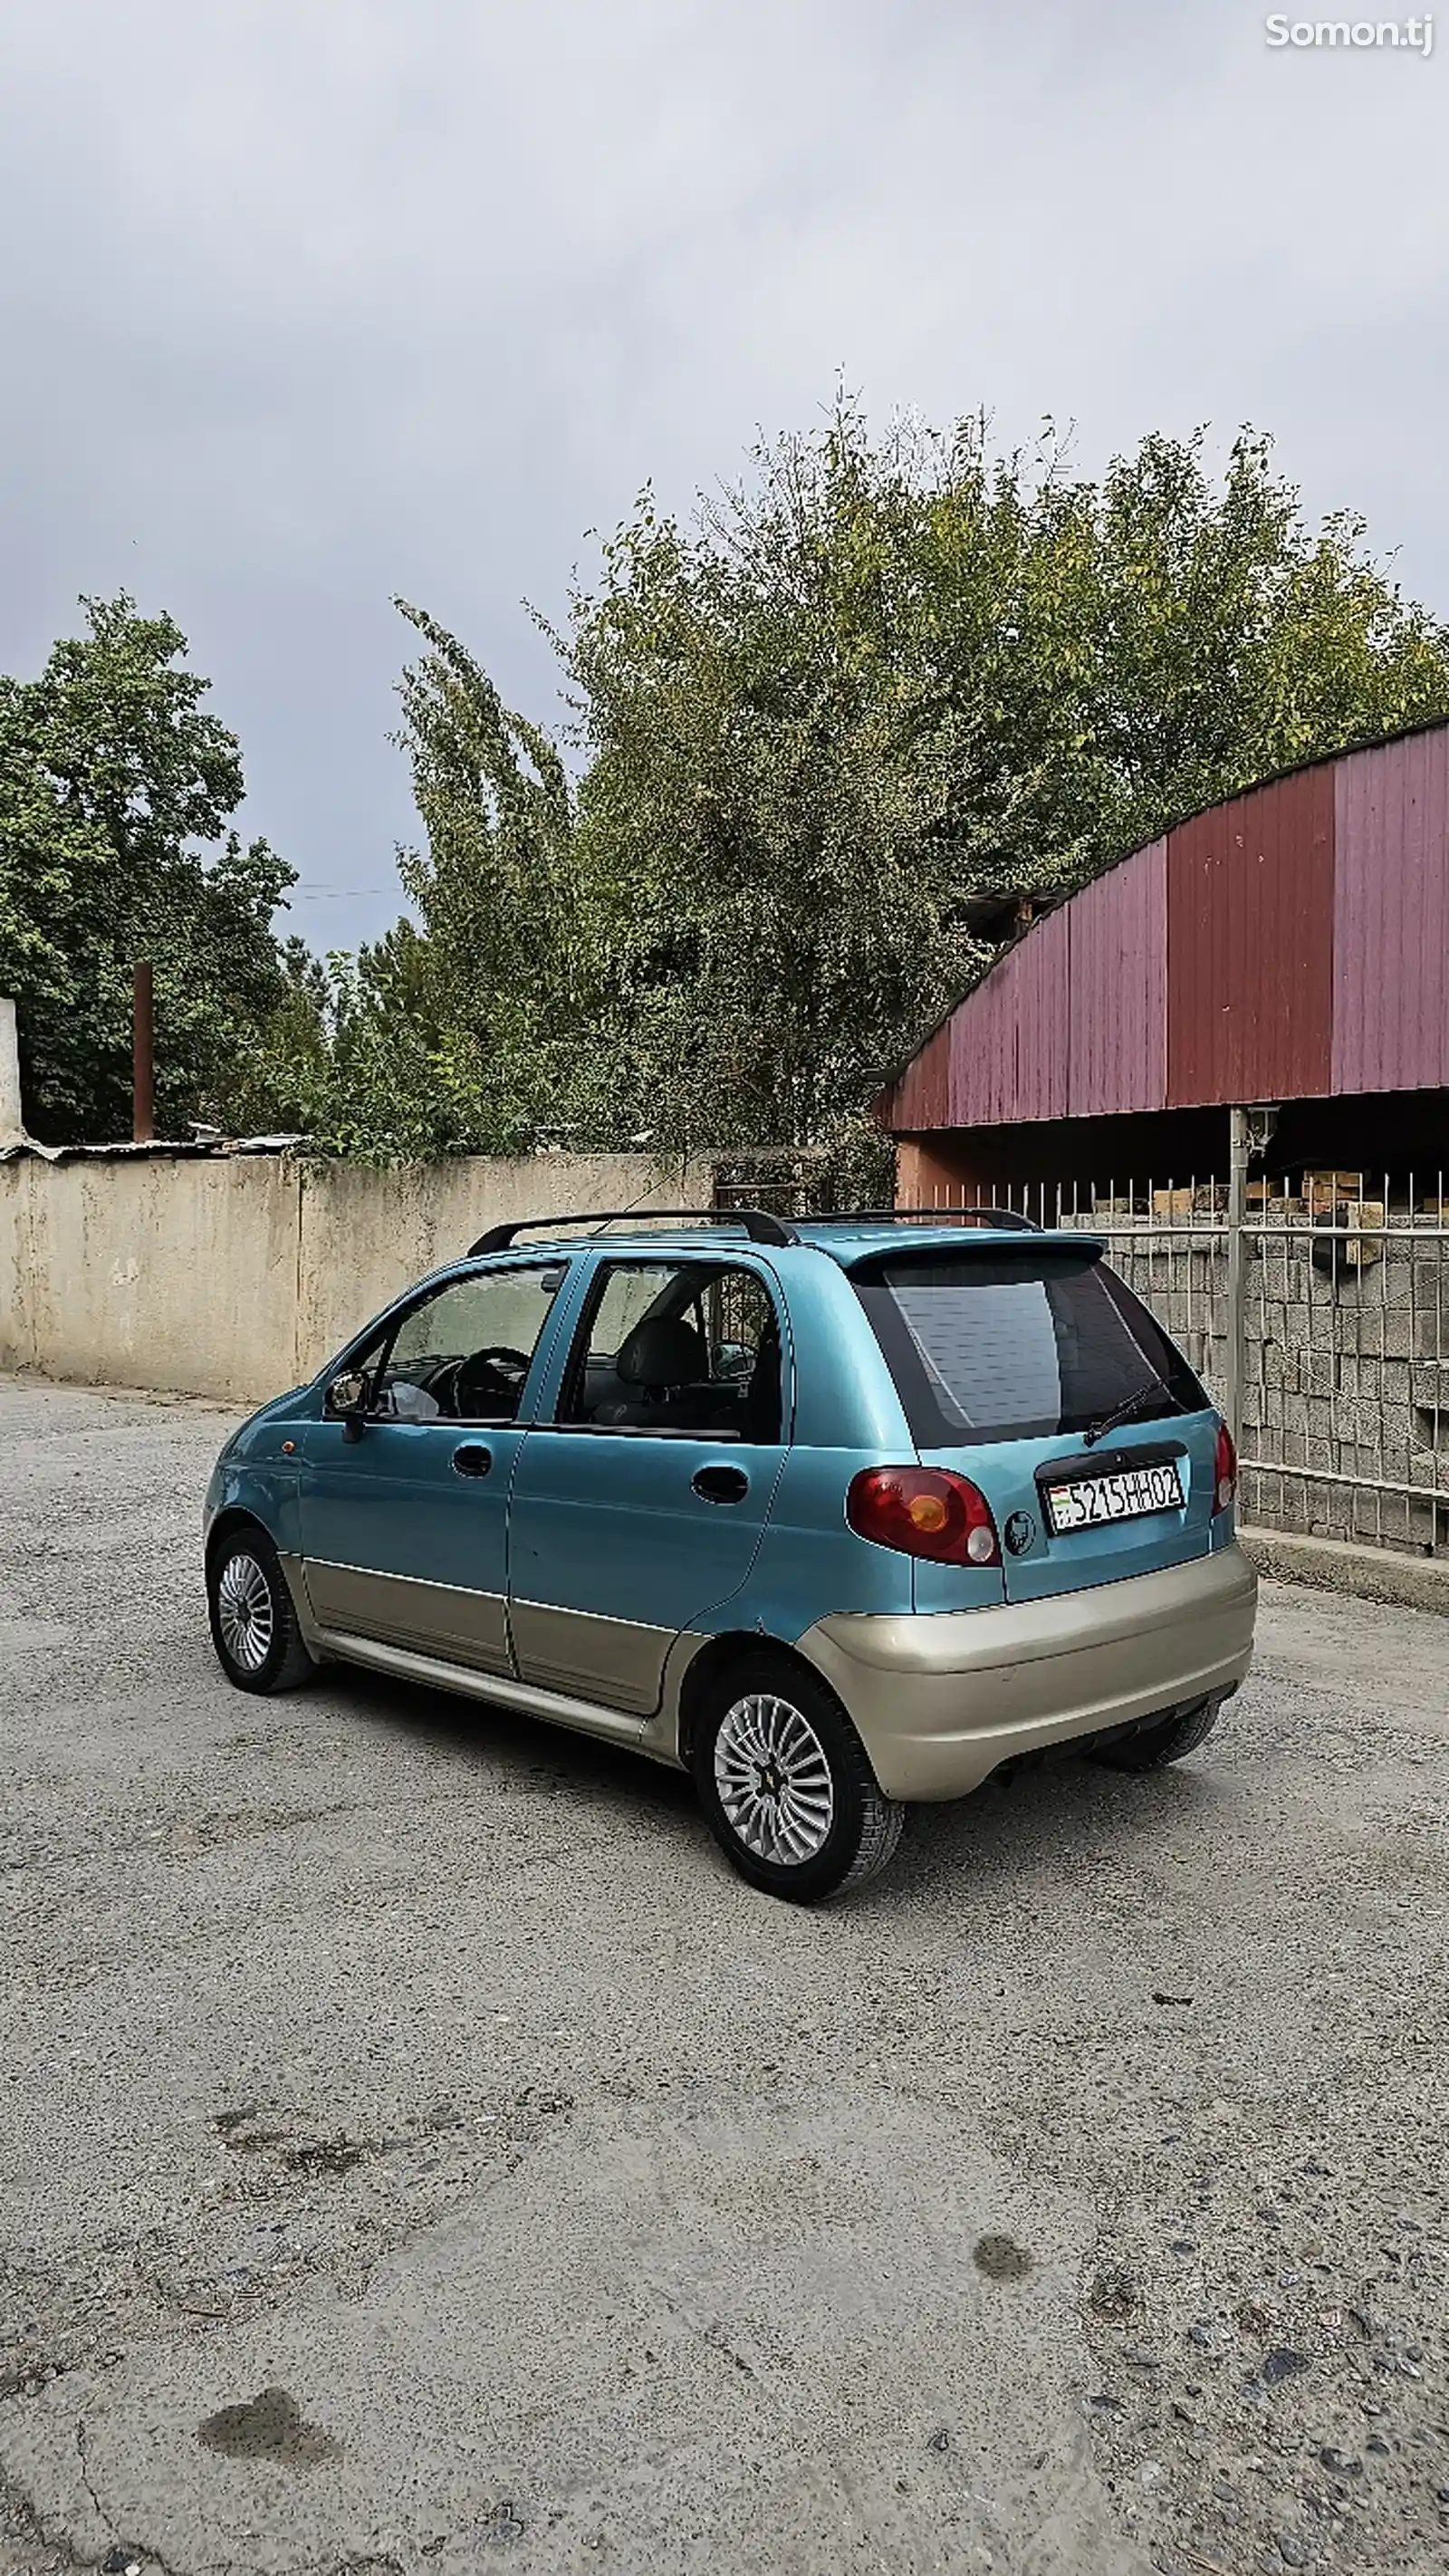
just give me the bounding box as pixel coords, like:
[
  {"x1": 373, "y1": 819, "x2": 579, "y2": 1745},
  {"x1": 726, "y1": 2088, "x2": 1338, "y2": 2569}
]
[{"x1": 1105, "y1": 1221, "x2": 1449, "y2": 1553}]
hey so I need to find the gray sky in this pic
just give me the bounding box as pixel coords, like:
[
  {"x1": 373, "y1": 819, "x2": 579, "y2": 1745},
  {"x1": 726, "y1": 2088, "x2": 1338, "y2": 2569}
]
[{"x1": 3, "y1": 0, "x2": 1444, "y2": 948}]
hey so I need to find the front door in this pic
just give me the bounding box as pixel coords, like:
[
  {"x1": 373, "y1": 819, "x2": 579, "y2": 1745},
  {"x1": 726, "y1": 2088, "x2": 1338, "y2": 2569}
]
[
  {"x1": 297, "y1": 1260, "x2": 568, "y2": 1670},
  {"x1": 507, "y1": 1256, "x2": 790, "y2": 1714}
]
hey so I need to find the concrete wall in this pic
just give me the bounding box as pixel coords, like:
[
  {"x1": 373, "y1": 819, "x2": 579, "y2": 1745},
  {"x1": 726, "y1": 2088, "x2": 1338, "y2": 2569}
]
[{"x1": 0, "y1": 1149, "x2": 705, "y2": 1407}]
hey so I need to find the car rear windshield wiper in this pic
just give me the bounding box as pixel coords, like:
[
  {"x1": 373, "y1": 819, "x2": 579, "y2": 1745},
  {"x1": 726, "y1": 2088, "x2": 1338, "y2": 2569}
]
[{"x1": 1082, "y1": 1373, "x2": 1176, "y2": 1448}]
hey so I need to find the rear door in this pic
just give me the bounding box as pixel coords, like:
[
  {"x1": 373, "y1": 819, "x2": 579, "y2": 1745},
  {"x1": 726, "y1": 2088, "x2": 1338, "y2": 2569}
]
[
  {"x1": 506, "y1": 1254, "x2": 791, "y2": 1714},
  {"x1": 850, "y1": 1242, "x2": 1222, "y2": 1605}
]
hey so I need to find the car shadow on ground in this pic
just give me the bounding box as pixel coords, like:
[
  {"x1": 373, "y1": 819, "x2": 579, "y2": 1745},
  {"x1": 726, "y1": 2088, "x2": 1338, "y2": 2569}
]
[
  {"x1": 315, "y1": 1658, "x2": 701, "y2": 1809},
  {"x1": 315, "y1": 1657, "x2": 1235, "y2": 1908}
]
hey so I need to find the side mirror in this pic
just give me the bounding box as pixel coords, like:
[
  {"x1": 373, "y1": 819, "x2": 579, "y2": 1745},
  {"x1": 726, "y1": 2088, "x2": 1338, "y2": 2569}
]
[{"x1": 327, "y1": 1370, "x2": 369, "y2": 1442}]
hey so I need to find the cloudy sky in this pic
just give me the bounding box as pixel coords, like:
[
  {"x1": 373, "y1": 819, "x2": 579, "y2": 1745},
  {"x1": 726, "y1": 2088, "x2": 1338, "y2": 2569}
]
[{"x1": 3, "y1": 0, "x2": 1444, "y2": 947}]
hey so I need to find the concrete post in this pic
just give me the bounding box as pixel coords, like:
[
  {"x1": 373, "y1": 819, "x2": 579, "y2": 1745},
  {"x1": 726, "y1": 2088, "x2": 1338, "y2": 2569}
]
[
  {"x1": 1224, "y1": 1106, "x2": 1249, "y2": 1450},
  {"x1": 0, "y1": 997, "x2": 24, "y2": 1144},
  {"x1": 1226, "y1": 1107, "x2": 1281, "y2": 1452}
]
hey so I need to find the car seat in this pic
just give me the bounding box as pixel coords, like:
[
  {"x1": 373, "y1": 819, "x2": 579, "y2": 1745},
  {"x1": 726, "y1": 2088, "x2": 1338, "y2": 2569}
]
[{"x1": 592, "y1": 1316, "x2": 710, "y2": 1427}]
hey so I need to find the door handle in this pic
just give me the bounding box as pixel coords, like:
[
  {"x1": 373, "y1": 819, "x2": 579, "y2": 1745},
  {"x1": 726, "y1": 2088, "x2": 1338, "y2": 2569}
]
[
  {"x1": 692, "y1": 1464, "x2": 750, "y2": 1504},
  {"x1": 451, "y1": 1442, "x2": 494, "y2": 1480}
]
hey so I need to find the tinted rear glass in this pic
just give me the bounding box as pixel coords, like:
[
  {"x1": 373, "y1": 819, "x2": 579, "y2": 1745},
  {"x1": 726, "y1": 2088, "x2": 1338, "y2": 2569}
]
[{"x1": 852, "y1": 1247, "x2": 1208, "y2": 1447}]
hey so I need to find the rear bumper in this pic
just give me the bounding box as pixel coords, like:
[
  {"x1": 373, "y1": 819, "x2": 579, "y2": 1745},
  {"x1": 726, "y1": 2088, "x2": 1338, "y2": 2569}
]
[{"x1": 797, "y1": 1543, "x2": 1258, "y2": 1802}]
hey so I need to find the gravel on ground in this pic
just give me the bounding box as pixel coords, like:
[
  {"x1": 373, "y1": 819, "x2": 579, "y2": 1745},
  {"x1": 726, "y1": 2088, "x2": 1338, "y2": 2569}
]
[{"x1": 2, "y1": 1375, "x2": 1446, "y2": 2576}]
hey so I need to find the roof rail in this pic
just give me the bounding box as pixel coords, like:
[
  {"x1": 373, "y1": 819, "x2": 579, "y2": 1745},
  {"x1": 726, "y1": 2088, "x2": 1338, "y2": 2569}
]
[
  {"x1": 467, "y1": 1206, "x2": 800, "y2": 1257},
  {"x1": 802, "y1": 1206, "x2": 1041, "y2": 1233}
]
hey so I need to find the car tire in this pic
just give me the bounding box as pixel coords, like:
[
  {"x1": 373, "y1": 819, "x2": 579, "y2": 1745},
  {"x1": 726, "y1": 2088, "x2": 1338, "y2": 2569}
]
[
  {"x1": 1087, "y1": 1692, "x2": 1225, "y2": 1773},
  {"x1": 691, "y1": 1652, "x2": 906, "y2": 1902},
  {"x1": 207, "y1": 1526, "x2": 316, "y2": 1695}
]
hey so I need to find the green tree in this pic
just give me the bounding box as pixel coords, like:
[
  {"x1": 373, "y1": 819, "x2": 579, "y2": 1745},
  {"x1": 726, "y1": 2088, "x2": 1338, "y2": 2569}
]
[
  {"x1": 561, "y1": 411, "x2": 1449, "y2": 1158},
  {"x1": 216, "y1": 936, "x2": 334, "y2": 1139},
  {"x1": 0, "y1": 593, "x2": 317, "y2": 1142},
  {"x1": 327, "y1": 410, "x2": 1449, "y2": 1167},
  {"x1": 301, "y1": 601, "x2": 614, "y2": 1161}
]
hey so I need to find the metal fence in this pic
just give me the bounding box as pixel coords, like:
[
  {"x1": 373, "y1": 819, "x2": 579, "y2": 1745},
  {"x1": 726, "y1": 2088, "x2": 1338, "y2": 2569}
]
[{"x1": 913, "y1": 1165, "x2": 1449, "y2": 1560}]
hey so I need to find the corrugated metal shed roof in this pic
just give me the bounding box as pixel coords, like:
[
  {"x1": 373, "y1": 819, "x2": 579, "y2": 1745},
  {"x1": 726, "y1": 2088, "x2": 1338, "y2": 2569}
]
[
  {"x1": 1333, "y1": 726, "x2": 1449, "y2": 1096},
  {"x1": 1166, "y1": 766, "x2": 1334, "y2": 1108},
  {"x1": 883, "y1": 718, "x2": 1449, "y2": 1131},
  {"x1": 1065, "y1": 839, "x2": 1166, "y2": 1119}
]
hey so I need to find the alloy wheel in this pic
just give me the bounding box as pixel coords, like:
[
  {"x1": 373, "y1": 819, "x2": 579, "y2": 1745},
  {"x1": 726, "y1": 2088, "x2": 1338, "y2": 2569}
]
[
  {"x1": 713, "y1": 1691, "x2": 836, "y2": 1866},
  {"x1": 216, "y1": 1552, "x2": 275, "y2": 1675}
]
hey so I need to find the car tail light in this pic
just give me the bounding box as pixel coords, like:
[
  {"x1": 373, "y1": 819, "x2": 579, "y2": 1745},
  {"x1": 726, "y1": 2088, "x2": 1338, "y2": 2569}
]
[
  {"x1": 1214, "y1": 1420, "x2": 1238, "y2": 1514},
  {"x1": 847, "y1": 1466, "x2": 1002, "y2": 1566}
]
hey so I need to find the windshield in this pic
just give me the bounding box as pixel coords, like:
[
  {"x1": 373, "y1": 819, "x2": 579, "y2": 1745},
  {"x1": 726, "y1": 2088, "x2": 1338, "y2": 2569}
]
[{"x1": 851, "y1": 1246, "x2": 1208, "y2": 1447}]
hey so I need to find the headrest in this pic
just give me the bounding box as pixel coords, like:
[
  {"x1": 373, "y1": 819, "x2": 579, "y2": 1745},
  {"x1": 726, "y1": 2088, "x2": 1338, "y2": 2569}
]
[{"x1": 616, "y1": 1315, "x2": 708, "y2": 1387}]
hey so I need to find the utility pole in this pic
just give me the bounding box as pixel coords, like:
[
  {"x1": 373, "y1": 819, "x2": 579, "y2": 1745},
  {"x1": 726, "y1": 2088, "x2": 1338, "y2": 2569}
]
[{"x1": 132, "y1": 963, "x2": 155, "y2": 1143}]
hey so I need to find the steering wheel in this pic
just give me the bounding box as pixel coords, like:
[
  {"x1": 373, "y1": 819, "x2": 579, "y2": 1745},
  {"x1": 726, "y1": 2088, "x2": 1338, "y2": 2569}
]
[{"x1": 451, "y1": 1344, "x2": 533, "y2": 1418}]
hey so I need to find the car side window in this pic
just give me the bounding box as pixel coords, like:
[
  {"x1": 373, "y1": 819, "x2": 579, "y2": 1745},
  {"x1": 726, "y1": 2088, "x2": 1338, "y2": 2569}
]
[
  {"x1": 558, "y1": 1260, "x2": 782, "y2": 1441},
  {"x1": 369, "y1": 1265, "x2": 565, "y2": 1424}
]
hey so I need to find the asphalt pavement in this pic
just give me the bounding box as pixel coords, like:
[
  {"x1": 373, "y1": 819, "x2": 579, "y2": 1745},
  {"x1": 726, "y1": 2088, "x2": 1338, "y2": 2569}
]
[{"x1": 2, "y1": 1375, "x2": 1446, "y2": 2576}]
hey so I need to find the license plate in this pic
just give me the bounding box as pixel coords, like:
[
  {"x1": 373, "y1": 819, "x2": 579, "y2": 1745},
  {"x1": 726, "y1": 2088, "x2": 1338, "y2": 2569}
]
[{"x1": 1043, "y1": 1460, "x2": 1185, "y2": 1534}]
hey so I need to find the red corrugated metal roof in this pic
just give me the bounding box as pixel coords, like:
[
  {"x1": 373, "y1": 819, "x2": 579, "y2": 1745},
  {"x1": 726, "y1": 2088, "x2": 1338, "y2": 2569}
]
[
  {"x1": 883, "y1": 718, "x2": 1449, "y2": 1132},
  {"x1": 1333, "y1": 727, "x2": 1449, "y2": 1095},
  {"x1": 948, "y1": 904, "x2": 1070, "y2": 1126},
  {"x1": 1065, "y1": 840, "x2": 1166, "y2": 1118},
  {"x1": 1166, "y1": 766, "x2": 1334, "y2": 1107},
  {"x1": 889, "y1": 1017, "x2": 953, "y2": 1130}
]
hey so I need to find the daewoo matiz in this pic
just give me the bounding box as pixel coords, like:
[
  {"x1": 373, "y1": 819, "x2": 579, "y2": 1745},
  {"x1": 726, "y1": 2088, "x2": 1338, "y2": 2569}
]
[{"x1": 204, "y1": 1206, "x2": 1257, "y2": 1900}]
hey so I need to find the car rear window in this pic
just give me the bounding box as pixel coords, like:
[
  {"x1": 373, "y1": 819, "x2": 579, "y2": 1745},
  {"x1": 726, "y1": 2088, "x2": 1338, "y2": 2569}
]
[{"x1": 851, "y1": 1246, "x2": 1208, "y2": 1447}]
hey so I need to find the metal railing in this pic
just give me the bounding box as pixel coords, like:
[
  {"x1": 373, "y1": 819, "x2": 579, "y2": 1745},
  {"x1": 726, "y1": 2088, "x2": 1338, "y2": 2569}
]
[
  {"x1": 916, "y1": 1168, "x2": 1449, "y2": 1559},
  {"x1": 712, "y1": 1148, "x2": 834, "y2": 1221}
]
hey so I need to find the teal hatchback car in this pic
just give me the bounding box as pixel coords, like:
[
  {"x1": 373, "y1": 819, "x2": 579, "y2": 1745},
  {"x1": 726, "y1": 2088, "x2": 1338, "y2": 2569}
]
[{"x1": 204, "y1": 1207, "x2": 1256, "y2": 1901}]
